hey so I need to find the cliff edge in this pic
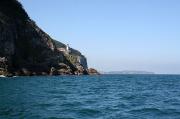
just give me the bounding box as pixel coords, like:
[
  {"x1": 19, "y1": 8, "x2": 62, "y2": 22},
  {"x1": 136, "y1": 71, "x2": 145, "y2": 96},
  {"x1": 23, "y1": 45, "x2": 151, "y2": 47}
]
[{"x1": 0, "y1": 0, "x2": 99, "y2": 76}]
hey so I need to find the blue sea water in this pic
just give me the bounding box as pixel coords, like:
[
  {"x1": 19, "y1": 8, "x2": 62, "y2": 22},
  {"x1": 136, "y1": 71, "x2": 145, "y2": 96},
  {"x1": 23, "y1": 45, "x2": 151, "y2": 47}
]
[{"x1": 0, "y1": 75, "x2": 180, "y2": 119}]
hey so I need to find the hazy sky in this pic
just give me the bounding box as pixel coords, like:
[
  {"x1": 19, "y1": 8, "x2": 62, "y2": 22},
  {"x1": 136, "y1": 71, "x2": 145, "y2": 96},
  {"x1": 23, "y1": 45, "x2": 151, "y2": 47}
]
[{"x1": 21, "y1": 0, "x2": 180, "y2": 74}]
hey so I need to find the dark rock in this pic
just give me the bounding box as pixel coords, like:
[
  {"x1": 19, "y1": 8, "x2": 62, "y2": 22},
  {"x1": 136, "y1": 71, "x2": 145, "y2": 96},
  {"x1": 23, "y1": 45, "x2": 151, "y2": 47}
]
[
  {"x1": 0, "y1": 0, "x2": 92, "y2": 76},
  {"x1": 88, "y1": 68, "x2": 100, "y2": 75}
]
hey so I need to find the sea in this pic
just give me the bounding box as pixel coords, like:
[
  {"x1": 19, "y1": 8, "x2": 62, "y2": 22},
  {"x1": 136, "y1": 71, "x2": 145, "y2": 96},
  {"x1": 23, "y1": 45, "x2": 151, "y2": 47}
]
[{"x1": 0, "y1": 74, "x2": 180, "y2": 119}]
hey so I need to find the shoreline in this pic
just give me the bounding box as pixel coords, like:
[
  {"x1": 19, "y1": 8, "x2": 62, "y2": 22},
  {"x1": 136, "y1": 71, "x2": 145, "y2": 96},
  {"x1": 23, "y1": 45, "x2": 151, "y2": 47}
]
[{"x1": 0, "y1": 75, "x2": 5, "y2": 78}]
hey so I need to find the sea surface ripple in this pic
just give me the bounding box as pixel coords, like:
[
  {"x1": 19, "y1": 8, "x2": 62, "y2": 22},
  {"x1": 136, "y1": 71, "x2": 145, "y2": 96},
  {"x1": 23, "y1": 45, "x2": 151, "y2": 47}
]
[{"x1": 0, "y1": 75, "x2": 180, "y2": 119}]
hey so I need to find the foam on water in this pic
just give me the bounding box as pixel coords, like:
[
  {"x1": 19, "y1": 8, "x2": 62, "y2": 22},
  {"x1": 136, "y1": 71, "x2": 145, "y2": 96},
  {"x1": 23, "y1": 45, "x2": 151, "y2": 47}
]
[{"x1": 0, "y1": 75, "x2": 5, "y2": 78}]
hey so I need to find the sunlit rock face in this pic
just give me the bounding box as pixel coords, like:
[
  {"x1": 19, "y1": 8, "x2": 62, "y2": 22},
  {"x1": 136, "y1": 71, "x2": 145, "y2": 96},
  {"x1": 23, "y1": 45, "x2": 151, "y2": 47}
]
[{"x1": 0, "y1": 0, "x2": 90, "y2": 76}]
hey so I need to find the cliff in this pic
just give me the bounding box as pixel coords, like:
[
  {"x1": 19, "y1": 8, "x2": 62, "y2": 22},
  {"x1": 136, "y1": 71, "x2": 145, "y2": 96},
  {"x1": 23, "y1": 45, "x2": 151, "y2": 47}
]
[{"x1": 0, "y1": 0, "x2": 97, "y2": 76}]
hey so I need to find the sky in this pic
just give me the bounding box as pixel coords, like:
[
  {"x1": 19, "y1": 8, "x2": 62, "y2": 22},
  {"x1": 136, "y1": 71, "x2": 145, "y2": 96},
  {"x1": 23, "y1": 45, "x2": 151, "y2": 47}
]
[{"x1": 21, "y1": 0, "x2": 180, "y2": 74}]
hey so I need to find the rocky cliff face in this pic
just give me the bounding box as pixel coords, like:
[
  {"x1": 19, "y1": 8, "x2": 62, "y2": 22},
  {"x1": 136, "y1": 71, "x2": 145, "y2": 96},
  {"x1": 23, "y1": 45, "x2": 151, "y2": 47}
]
[
  {"x1": 0, "y1": 0, "x2": 94, "y2": 76},
  {"x1": 53, "y1": 40, "x2": 88, "y2": 69}
]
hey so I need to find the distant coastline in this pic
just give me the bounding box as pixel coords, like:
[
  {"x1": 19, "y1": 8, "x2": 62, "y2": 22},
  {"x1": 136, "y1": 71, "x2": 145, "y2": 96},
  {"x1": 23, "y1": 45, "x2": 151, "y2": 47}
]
[{"x1": 102, "y1": 70, "x2": 155, "y2": 75}]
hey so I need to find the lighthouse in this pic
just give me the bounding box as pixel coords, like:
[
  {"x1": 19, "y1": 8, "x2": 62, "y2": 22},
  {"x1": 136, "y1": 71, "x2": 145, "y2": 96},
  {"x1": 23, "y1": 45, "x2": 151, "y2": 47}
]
[{"x1": 66, "y1": 44, "x2": 70, "y2": 54}]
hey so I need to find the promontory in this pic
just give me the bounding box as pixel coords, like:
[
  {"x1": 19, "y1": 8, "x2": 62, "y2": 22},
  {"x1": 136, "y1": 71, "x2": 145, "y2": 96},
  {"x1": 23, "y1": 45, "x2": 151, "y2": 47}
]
[{"x1": 0, "y1": 0, "x2": 99, "y2": 76}]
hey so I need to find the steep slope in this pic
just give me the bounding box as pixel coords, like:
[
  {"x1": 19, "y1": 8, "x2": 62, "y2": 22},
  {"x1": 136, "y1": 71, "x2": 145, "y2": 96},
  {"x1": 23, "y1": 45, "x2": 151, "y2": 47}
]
[
  {"x1": 0, "y1": 0, "x2": 90, "y2": 76},
  {"x1": 53, "y1": 40, "x2": 88, "y2": 69}
]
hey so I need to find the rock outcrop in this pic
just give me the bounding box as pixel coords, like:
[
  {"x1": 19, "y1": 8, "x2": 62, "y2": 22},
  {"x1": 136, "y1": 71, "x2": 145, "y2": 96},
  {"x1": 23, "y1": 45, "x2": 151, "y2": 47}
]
[
  {"x1": 0, "y1": 0, "x2": 98, "y2": 76},
  {"x1": 88, "y1": 68, "x2": 100, "y2": 75}
]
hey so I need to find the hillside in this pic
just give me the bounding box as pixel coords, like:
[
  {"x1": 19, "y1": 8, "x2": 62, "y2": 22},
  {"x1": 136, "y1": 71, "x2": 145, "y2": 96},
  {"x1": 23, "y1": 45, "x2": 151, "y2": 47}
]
[{"x1": 0, "y1": 0, "x2": 98, "y2": 76}]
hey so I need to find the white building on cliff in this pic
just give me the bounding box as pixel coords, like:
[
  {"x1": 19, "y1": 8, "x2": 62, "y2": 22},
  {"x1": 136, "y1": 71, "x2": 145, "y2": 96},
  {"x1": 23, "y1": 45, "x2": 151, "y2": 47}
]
[{"x1": 57, "y1": 44, "x2": 70, "y2": 55}]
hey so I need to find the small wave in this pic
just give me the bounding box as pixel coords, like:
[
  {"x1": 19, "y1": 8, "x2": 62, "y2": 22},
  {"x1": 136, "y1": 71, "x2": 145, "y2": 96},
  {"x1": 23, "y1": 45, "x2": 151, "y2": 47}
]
[
  {"x1": 60, "y1": 101, "x2": 82, "y2": 107},
  {"x1": 121, "y1": 94, "x2": 137, "y2": 100},
  {"x1": 77, "y1": 108, "x2": 101, "y2": 117},
  {"x1": 129, "y1": 107, "x2": 162, "y2": 113},
  {"x1": 0, "y1": 108, "x2": 13, "y2": 116},
  {"x1": 47, "y1": 90, "x2": 71, "y2": 95},
  {"x1": 45, "y1": 117, "x2": 75, "y2": 119},
  {"x1": 34, "y1": 103, "x2": 55, "y2": 109},
  {"x1": 162, "y1": 108, "x2": 180, "y2": 115},
  {"x1": 163, "y1": 98, "x2": 180, "y2": 106}
]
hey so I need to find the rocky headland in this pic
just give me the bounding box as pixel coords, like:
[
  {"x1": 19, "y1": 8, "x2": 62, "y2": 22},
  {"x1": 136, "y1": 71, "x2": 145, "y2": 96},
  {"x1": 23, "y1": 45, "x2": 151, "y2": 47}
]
[{"x1": 0, "y1": 0, "x2": 99, "y2": 76}]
